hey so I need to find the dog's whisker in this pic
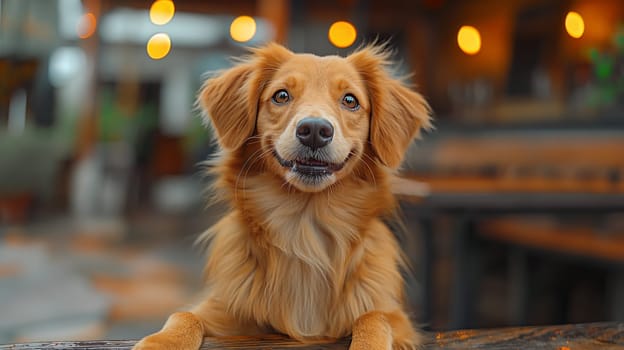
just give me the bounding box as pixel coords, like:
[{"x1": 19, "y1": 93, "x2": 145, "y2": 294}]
[
  {"x1": 234, "y1": 146, "x2": 269, "y2": 202},
  {"x1": 359, "y1": 152, "x2": 379, "y2": 188},
  {"x1": 234, "y1": 149, "x2": 262, "y2": 196},
  {"x1": 239, "y1": 148, "x2": 272, "y2": 187},
  {"x1": 240, "y1": 148, "x2": 273, "y2": 195}
]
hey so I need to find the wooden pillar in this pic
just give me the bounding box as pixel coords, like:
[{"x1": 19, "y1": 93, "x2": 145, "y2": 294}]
[
  {"x1": 257, "y1": 0, "x2": 289, "y2": 44},
  {"x1": 508, "y1": 248, "x2": 529, "y2": 326},
  {"x1": 608, "y1": 268, "x2": 624, "y2": 322},
  {"x1": 76, "y1": 0, "x2": 101, "y2": 160},
  {"x1": 406, "y1": 19, "x2": 434, "y2": 99}
]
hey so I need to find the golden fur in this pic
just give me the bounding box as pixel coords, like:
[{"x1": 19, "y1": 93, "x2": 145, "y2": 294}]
[{"x1": 134, "y1": 43, "x2": 431, "y2": 350}]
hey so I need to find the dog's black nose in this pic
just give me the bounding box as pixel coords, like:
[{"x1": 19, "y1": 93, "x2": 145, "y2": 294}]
[{"x1": 296, "y1": 117, "x2": 334, "y2": 150}]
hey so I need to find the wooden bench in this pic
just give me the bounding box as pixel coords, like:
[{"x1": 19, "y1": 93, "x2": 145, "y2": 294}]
[
  {"x1": 415, "y1": 133, "x2": 624, "y2": 182},
  {"x1": 398, "y1": 130, "x2": 624, "y2": 328},
  {"x1": 405, "y1": 131, "x2": 624, "y2": 195},
  {"x1": 1, "y1": 323, "x2": 622, "y2": 349}
]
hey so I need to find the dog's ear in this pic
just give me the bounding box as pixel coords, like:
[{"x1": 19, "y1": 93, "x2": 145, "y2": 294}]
[
  {"x1": 198, "y1": 43, "x2": 293, "y2": 150},
  {"x1": 348, "y1": 46, "x2": 432, "y2": 168}
]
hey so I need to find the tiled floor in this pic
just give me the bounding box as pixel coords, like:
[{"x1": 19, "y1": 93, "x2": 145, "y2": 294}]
[{"x1": 0, "y1": 209, "x2": 216, "y2": 344}]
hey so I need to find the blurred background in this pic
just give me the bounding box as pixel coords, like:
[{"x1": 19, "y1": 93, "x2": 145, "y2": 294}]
[{"x1": 1, "y1": 0, "x2": 623, "y2": 344}]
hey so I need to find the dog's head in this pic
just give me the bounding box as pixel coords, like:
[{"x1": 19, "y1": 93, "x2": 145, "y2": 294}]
[{"x1": 199, "y1": 43, "x2": 431, "y2": 192}]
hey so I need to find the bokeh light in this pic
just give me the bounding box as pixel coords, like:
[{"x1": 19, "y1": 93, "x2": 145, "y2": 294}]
[
  {"x1": 146, "y1": 33, "x2": 171, "y2": 60},
  {"x1": 77, "y1": 13, "x2": 97, "y2": 39},
  {"x1": 150, "y1": 0, "x2": 175, "y2": 25},
  {"x1": 230, "y1": 16, "x2": 256, "y2": 43},
  {"x1": 328, "y1": 21, "x2": 357, "y2": 48},
  {"x1": 565, "y1": 11, "x2": 584, "y2": 39},
  {"x1": 457, "y1": 25, "x2": 481, "y2": 55}
]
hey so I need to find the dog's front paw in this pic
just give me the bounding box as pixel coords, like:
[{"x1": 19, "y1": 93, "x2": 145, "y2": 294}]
[
  {"x1": 133, "y1": 333, "x2": 170, "y2": 350},
  {"x1": 133, "y1": 312, "x2": 205, "y2": 350},
  {"x1": 350, "y1": 312, "x2": 393, "y2": 350},
  {"x1": 133, "y1": 331, "x2": 198, "y2": 350}
]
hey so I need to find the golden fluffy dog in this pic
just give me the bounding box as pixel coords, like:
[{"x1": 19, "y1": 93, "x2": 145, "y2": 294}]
[{"x1": 134, "y1": 43, "x2": 431, "y2": 350}]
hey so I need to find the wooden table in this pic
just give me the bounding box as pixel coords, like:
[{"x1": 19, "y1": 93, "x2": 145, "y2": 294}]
[
  {"x1": 1, "y1": 323, "x2": 622, "y2": 349},
  {"x1": 393, "y1": 176, "x2": 624, "y2": 329}
]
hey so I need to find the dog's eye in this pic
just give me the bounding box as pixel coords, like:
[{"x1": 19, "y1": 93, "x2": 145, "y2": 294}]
[
  {"x1": 341, "y1": 94, "x2": 359, "y2": 111},
  {"x1": 272, "y1": 90, "x2": 290, "y2": 105}
]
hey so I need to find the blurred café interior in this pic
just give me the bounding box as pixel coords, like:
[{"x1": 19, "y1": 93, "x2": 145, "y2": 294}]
[{"x1": 1, "y1": 0, "x2": 624, "y2": 344}]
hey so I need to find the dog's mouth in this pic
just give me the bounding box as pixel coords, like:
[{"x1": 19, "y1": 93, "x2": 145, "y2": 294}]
[{"x1": 273, "y1": 150, "x2": 352, "y2": 177}]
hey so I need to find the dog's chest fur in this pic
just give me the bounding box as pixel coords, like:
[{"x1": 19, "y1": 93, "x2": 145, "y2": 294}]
[{"x1": 204, "y1": 174, "x2": 403, "y2": 340}]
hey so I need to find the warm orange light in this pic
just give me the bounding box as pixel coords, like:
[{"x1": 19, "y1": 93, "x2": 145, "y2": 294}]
[
  {"x1": 77, "y1": 13, "x2": 97, "y2": 39},
  {"x1": 230, "y1": 16, "x2": 256, "y2": 43},
  {"x1": 565, "y1": 11, "x2": 584, "y2": 39},
  {"x1": 147, "y1": 33, "x2": 171, "y2": 60},
  {"x1": 457, "y1": 25, "x2": 481, "y2": 55},
  {"x1": 150, "y1": 0, "x2": 175, "y2": 25},
  {"x1": 328, "y1": 21, "x2": 357, "y2": 48}
]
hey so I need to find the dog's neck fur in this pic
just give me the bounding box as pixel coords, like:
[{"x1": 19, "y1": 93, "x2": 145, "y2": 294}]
[{"x1": 209, "y1": 146, "x2": 395, "y2": 275}]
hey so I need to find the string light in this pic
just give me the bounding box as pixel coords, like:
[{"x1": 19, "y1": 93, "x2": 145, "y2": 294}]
[
  {"x1": 230, "y1": 16, "x2": 256, "y2": 42},
  {"x1": 565, "y1": 11, "x2": 584, "y2": 39},
  {"x1": 77, "y1": 12, "x2": 97, "y2": 39},
  {"x1": 150, "y1": 0, "x2": 175, "y2": 25},
  {"x1": 457, "y1": 25, "x2": 481, "y2": 55},
  {"x1": 147, "y1": 33, "x2": 171, "y2": 60},
  {"x1": 328, "y1": 21, "x2": 357, "y2": 48}
]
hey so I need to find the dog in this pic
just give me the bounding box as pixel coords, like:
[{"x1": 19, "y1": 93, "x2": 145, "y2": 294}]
[{"x1": 134, "y1": 43, "x2": 431, "y2": 350}]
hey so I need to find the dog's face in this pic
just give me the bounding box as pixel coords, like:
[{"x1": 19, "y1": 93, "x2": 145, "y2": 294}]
[
  {"x1": 257, "y1": 54, "x2": 370, "y2": 191},
  {"x1": 199, "y1": 43, "x2": 431, "y2": 192}
]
